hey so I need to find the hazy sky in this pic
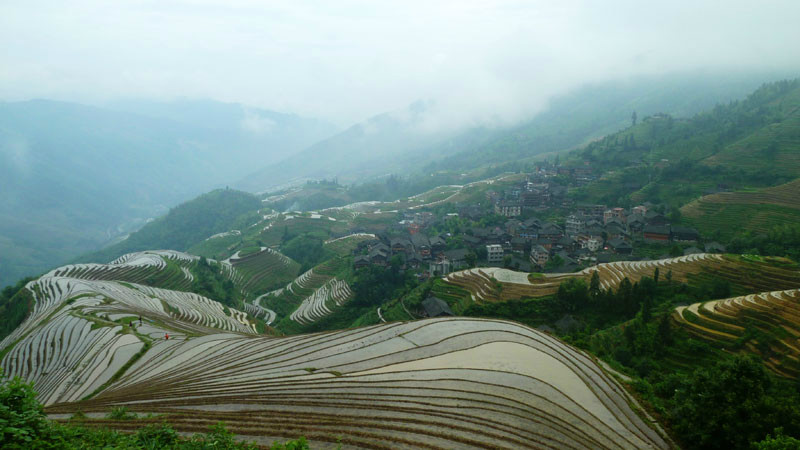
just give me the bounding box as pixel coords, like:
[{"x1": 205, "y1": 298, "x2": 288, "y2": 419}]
[{"x1": 2, "y1": 0, "x2": 799, "y2": 126}]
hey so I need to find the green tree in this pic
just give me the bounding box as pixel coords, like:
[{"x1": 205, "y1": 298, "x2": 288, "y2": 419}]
[
  {"x1": 753, "y1": 428, "x2": 800, "y2": 450},
  {"x1": 556, "y1": 278, "x2": 590, "y2": 312},
  {"x1": 641, "y1": 296, "x2": 653, "y2": 323},
  {"x1": 589, "y1": 271, "x2": 601, "y2": 299},
  {"x1": 671, "y1": 356, "x2": 776, "y2": 449},
  {"x1": 465, "y1": 252, "x2": 477, "y2": 268},
  {"x1": 0, "y1": 368, "x2": 48, "y2": 447}
]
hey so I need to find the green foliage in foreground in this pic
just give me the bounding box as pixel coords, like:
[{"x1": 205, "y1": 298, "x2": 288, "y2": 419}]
[{"x1": 0, "y1": 368, "x2": 310, "y2": 449}]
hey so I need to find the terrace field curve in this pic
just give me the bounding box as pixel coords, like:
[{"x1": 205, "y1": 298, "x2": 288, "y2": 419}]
[
  {"x1": 681, "y1": 178, "x2": 800, "y2": 238},
  {"x1": 0, "y1": 274, "x2": 259, "y2": 406},
  {"x1": 43, "y1": 318, "x2": 669, "y2": 449},
  {"x1": 673, "y1": 288, "x2": 800, "y2": 378},
  {"x1": 443, "y1": 254, "x2": 800, "y2": 304}
]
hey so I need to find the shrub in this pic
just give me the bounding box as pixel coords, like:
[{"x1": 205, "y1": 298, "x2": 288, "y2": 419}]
[
  {"x1": 106, "y1": 406, "x2": 137, "y2": 420},
  {"x1": 271, "y1": 437, "x2": 310, "y2": 450},
  {"x1": 136, "y1": 423, "x2": 179, "y2": 448},
  {"x1": 0, "y1": 368, "x2": 48, "y2": 447}
]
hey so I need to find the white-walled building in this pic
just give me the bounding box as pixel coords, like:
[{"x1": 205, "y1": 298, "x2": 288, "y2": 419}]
[{"x1": 486, "y1": 244, "x2": 504, "y2": 264}]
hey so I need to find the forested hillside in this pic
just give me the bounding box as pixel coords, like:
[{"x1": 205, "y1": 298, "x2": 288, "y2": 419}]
[
  {"x1": 571, "y1": 79, "x2": 800, "y2": 213},
  {"x1": 77, "y1": 189, "x2": 261, "y2": 264}
]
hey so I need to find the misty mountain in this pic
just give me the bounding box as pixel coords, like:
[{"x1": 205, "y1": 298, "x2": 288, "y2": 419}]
[
  {"x1": 103, "y1": 98, "x2": 338, "y2": 167},
  {"x1": 0, "y1": 99, "x2": 335, "y2": 287},
  {"x1": 239, "y1": 71, "x2": 783, "y2": 193},
  {"x1": 235, "y1": 100, "x2": 494, "y2": 192}
]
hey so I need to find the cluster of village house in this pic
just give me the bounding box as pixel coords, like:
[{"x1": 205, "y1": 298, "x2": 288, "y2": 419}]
[{"x1": 351, "y1": 171, "x2": 725, "y2": 276}]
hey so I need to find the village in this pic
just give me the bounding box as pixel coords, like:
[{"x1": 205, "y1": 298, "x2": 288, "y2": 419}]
[{"x1": 350, "y1": 164, "x2": 726, "y2": 277}]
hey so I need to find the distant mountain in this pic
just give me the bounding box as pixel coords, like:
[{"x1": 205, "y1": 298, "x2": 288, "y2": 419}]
[
  {"x1": 235, "y1": 100, "x2": 491, "y2": 192},
  {"x1": 0, "y1": 99, "x2": 335, "y2": 287},
  {"x1": 77, "y1": 188, "x2": 261, "y2": 265},
  {"x1": 104, "y1": 98, "x2": 338, "y2": 167},
  {"x1": 428, "y1": 71, "x2": 789, "y2": 171},
  {"x1": 239, "y1": 71, "x2": 787, "y2": 192}
]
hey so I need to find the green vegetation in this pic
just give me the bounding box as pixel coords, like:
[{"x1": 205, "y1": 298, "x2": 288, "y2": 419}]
[
  {"x1": 727, "y1": 224, "x2": 800, "y2": 261},
  {"x1": 0, "y1": 278, "x2": 35, "y2": 342},
  {"x1": 1, "y1": 367, "x2": 310, "y2": 448},
  {"x1": 79, "y1": 189, "x2": 261, "y2": 264},
  {"x1": 350, "y1": 258, "x2": 413, "y2": 308},
  {"x1": 281, "y1": 233, "x2": 330, "y2": 272},
  {"x1": 191, "y1": 257, "x2": 242, "y2": 308},
  {"x1": 572, "y1": 80, "x2": 800, "y2": 211}
]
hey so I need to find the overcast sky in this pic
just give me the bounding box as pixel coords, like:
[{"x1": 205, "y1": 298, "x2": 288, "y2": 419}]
[{"x1": 1, "y1": 0, "x2": 799, "y2": 126}]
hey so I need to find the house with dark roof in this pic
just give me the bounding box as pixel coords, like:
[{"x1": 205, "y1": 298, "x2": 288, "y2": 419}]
[
  {"x1": 422, "y1": 297, "x2": 455, "y2": 318},
  {"x1": 429, "y1": 236, "x2": 447, "y2": 255},
  {"x1": 645, "y1": 211, "x2": 669, "y2": 226},
  {"x1": 556, "y1": 236, "x2": 577, "y2": 251},
  {"x1": 505, "y1": 219, "x2": 523, "y2": 236},
  {"x1": 405, "y1": 252, "x2": 424, "y2": 269},
  {"x1": 459, "y1": 234, "x2": 478, "y2": 246},
  {"x1": 627, "y1": 214, "x2": 646, "y2": 233},
  {"x1": 390, "y1": 237, "x2": 412, "y2": 254},
  {"x1": 671, "y1": 226, "x2": 700, "y2": 242},
  {"x1": 608, "y1": 238, "x2": 633, "y2": 255},
  {"x1": 354, "y1": 254, "x2": 371, "y2": 269},
  {"x1": 443, "y1": 249, "x2": 470, "y2": 270},
  {"x1": 369, "y1": 248, "x2": 389, "y2": 266},
  {"x1": 644, "y1": 225, "x2": 671, "y2": 242},
  {"x1": 604, "y1": 221, "x2": 628, "y2": 240},
  {"x1": 411, "y1": 233, "x2": 431, "y2": 259},
  {"x1": 539, "y1": 223, "x2": 563, "y2": 242},
  {"x1": 683, "y1": 246, "x2": 702, "y2": 255},
  {"x1": 511, "y1": 237, "x2": 530, "y2": 253}
]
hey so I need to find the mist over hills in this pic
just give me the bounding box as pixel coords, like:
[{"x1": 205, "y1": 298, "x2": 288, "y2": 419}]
[
  {"x1": 0, "y1": 99, "x2": 336, "y2": 287},
  {"x1": 0, "y1": 71, "x2": 790, "y2": 288},
  {"x1": 238, "y1": 71, "x2": 781, "y2": 192}
]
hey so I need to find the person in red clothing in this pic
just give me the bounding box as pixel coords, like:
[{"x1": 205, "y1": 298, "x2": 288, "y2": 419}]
[{"x1": 165, "y1": 333, "x2": 169, "y2": 340}]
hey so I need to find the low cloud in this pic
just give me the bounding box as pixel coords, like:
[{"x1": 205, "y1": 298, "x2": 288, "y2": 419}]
[
  {"x1": 240, "y1": 109, "x2": 276, "y2": 134},
  {"x1": 1, "y1": 1, "x2": 799, "y2": 130}
]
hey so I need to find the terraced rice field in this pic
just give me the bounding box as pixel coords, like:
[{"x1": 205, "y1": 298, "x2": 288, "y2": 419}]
[
  {"x1": 673, "y1": 288, "x2": 800, "y2": 378},
  {"x1": 260, "y1": 258, "x2": 352, "y2": 325},
  {"x1": 444, "y1": 254, "x2": 800, "y2": 303},
  {"x1": 46, "y1": 250, "x2": 198, "y2": 291},
  {"x1": 229, "y1": 247, "x2": 301, "y2": 295},
  {"x1": 681, "y1": 178, "x2": 800, "y2": 237},
  {"x1": 324, "y1": 233, "x2": 377, "y2": 256},
  {"x1": 289, "y1": 278, "x2": 352, "y2": 324},
  {"x1": 44, "y1": 318, "x2": 669, "y2": 449},
  {"x1": 0, "y1": 275, "x2": 258, "y2": 406}
]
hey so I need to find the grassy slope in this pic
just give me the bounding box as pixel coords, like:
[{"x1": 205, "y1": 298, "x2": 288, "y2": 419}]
[
  {"x1": 572, "y1": 80, "x2": 800, "y2": 234},
  {"x1": 682, "y1": 179, "x2": 800, "y2": 239}
]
